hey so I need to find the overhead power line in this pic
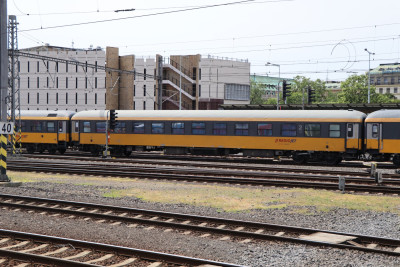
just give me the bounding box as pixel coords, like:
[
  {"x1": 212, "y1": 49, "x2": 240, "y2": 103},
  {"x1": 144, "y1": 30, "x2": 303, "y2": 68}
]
[{"x1": 20, "y1": 0, "x2": 261, "y2": 32}]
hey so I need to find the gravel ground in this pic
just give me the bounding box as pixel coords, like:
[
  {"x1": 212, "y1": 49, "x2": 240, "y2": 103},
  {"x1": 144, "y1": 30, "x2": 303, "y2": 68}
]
[{"x1": 1, "y1": 174, "x2": 400, "y2": 266}]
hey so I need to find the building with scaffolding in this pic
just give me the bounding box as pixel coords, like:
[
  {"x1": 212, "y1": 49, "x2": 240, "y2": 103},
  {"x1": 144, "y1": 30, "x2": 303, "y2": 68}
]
[{"x1": 17, "y1": 45, "x2": 251, "y2": 111}]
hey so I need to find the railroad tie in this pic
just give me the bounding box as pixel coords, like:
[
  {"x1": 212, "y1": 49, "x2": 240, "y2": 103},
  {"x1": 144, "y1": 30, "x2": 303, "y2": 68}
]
[
  {"x1": 62, "y1": 250, "x2": 91, "y2": 260},
  {"x1": 13, "y1": 263, "x2": 29, "y2": 267},
  {"x1": 41, "y1": 246, "x2": 69, "y2": 256},
  {"x1": 19, "y1": 243, "x2": 48, "y2": 253},
  {"x1": 239, "y1": 239, "x2": 252, "y2": 244},
  {"x1": 147, "y1": 262, "x2": 162, "y2": 267},
  {"x1": 108, "y1": 257, "x2": 137, "y2": 267},
  {"x1": 275, "y1": 232, "x2": 285, "y2": 236},
  {"x1": 84, "y1": 253, "x2": 114, "y2": 264},
  {"x1": 0, "y1": 259, "x2": 6, "y2": 264},
  {"x1": 0, "y1": 238, "x2": 10, "y2": 244},
  {"x1": 366, "y1": 243, "x2": 378, "y2": 249},
  {"x1": 394, "y1": 247, "x2": 400, "y2": 253},
  {"x1": 1, "y1": 240, "x2": 29, "y2": 249}
]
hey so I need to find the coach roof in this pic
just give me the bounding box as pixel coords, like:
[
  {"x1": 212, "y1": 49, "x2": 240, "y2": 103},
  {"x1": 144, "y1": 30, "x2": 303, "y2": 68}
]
[
  {"x1": 17, "y1": 110, "x2": 76, "y2": 118},
  {"x1": 72, "y1": 109, "x2": 366, "y2": 121},
  {"x1": 366, "y1": 109, "x2": 400, "y2": 122}
]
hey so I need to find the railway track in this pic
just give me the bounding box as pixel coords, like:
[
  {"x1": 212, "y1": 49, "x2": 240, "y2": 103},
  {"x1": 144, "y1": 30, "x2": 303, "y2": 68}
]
[
  {"x1": 0, "y1": 228, "x2": 240, "y2": 267},
  {"x1": 1, "y1": 193, "x2": 400, "y2": 257},
  {"x1": 7, "y1": 158, "x2": 400, "y2": 194}
]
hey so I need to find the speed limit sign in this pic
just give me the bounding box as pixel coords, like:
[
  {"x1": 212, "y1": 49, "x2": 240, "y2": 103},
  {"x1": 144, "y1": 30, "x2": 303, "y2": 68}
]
[{"x1": 0, "y1": 122, "x2": 14, "y2": 134}]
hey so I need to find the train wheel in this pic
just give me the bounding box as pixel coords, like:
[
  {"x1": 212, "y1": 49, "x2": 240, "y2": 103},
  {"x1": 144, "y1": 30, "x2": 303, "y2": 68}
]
[
  {"x1": 292, "y1": 154, "x2": 308, "y2": 164},
  {"x1": 48, "y1": 148, "x2": 57, "y2": 154},
  {"x1": 393, "y1": 155, "x2": 400, "y2": 167},
  {"x1": 325, "y1": 154, "x2": 342, "y2": 166},
  {"x1": 58, "y1": 148, "x2": 66, "y2": 155},
  {"x1": 124, "y1": 151, "x2": 132, "y2": 157}
]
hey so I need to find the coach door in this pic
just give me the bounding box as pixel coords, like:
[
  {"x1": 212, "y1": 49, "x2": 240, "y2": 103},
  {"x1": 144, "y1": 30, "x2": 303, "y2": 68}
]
[
  {"x1": 57, "y1": 121, "x2": 67, "y2": 142},
  {"x1": 346, "y1": 123, "x2": 360, "y2": 150},
  {"x1": 366, "y1": 123, "x2": 382, "y2": 151}
]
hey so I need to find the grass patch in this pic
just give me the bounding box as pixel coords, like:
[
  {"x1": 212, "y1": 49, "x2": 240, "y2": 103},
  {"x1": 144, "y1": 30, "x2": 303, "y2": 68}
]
[{"x1": 7, "y1": 171, "x2": 400, "y2": 214}]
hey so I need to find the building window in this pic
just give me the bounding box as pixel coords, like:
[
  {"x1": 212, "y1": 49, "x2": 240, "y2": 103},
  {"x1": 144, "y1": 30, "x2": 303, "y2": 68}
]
[
  {"x1": 133, "y1": 122, "x2": 144, "y2": 134},
  {"x1": 235, "y1": 123, "x2": 249, "y2": 136},
  {"x1": 85, "y1": 93, "x2": 87, "y2": 104},
  {"x1": 225, "y1": 84, "x2": 250, "y2": 101},
  {"x1": 76, "y1": 93, "x2": 78, "y2": 104},
  {"x1": 305, "y1": 123, "x2": 321, "y2": 137},
  {"x1": 56, "y1": 62, "x2": 59, "y2": 72},
  {"x1": 27, "y1": 61, "x2": 30, "y2": 72},
  {"x1": 76, "y1": 77, "x2": 78, "y2": 88},
  {"x1": 76, "y1": 63, "x2": 78, "y2": 72},
  {"x1": 134, "y1": 85, "x2": 136, "y2": 96},
  {"x1": 85, "y1": 61, "x2": 88, "y2": 72},
  {"x1": 387, "y1": 88, "x2": 390, "y2": 94},
  {"x1": 172, "y1": 122, "x2": 185, "y2": 134},
  {"x1": 37, "y1": 93, "x2": 39, "y2": 104},
  {"x1": 391, "y1": 77, "x2": 395, "y2": 84},
  {"x1": 66, "y1": 77, "x2": 68, "y2": 88},
  {"x1": 46, "y1": 61, "x2": 49, "y2": 72},
  {"x1": 143, "y1": 101, "x2": 146, "y2": 110},
  {"x1": 66, "y1": 93, "x2": 68, "y2": 104},
  {"x1": 379, "y1": 88, "x2": 383, "y2": 94},
  {"x1": 95, "y1": 93, "x2": 97, "y2": 104},
  {"x1": 37, "y1": 77, "x2": 39, "y2": 88},
  {"x1": 152, "y1": 122, "x2": 164, "y2": 134},
  {"x1": 46, "y1": 93, "x2": 49, "y2": 104},
  {"x1": 56, "y1": 93, "x2": 59, "y2": 104},
  {"x1": 395, "y1": 88, "x2": 398, "y2": 94},
  {"x1": 199, "y1": 85, "x2": 201, "y2": 97},
  {"x1": 27, "y1": 92, "x2": 30, "y2": 104},
  {"x1": 192, "y1": 122, "x2": 206, "y2": 135},
  {"x1": 65, "y1": 62, "x2": 68, "y2": 72},
  {"x1": 95, "y1": 61, "x2": 98, "y2": 72},
  {"x1": 85, "y1": 77, "x2": 88, "y2": 89},
  {"x1": 376, "y1": 78, "x2": 381, "y2": 85},
  {"x1": 282, "y1": 123, "x2": 297, "y2": 137},
  {"x1": 199, "y1": 68, "x2": 201, "y2": 80},
  {"x1": 46, "y1": 77, "x2": 49, "y2": 88},
  {"x1": 37, "y1": 61, "x2": 39, "y2": 72},
  {"x1": 258, "y1": 123, "x2": 272, "y2": 136},
  {"x1": 56, "y1": 77, "x2": 59, "y2": 88},
  {"x1": 213, "y1": 123, "x2": 226, "y2": 135},
  {"x1": 144, "y1": 68, "x2": 146, "y2": 80},
  {"x1": 27, "y1": 77, "x2": 30, "y2": 88},
  {"x1": 143, "y1": 85, "x2": 146, "y2": 96},
  {"x1": 384, "y1": 77, "x2": 389, "y2": 84},
  {"x1": 154, "y1": 85, "x2": 156, "y2": 96},
  {"x1": 95, "y1": 77, "x2": 97, "y2": 88},
  {"x1": 329, "y1": 124, "x2": 341, "y2": 138}
]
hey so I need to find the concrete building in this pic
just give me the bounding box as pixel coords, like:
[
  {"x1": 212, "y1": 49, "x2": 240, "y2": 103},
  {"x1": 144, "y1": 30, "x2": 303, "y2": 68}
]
[
  {"x1": 369, "y1": 63, "x2": 400, "y2": 99},
  {"x1": 325, "y1": 81, "x2": 342, "y2": 93},
  {"x1": 250, "y1": 75, "x2": 280, "y2": 100},
  {"x1": 18, "y1": 45, "x2": 251, "y2": 111}
]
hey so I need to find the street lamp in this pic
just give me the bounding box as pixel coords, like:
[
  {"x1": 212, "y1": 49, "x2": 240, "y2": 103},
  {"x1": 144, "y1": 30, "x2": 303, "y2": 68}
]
[
  {"x1": 365, "y1": 48, "x2": 375, "y2": 104},
  {"x1": 266, "y1": 62, "x2": 280, "y2": 110}
]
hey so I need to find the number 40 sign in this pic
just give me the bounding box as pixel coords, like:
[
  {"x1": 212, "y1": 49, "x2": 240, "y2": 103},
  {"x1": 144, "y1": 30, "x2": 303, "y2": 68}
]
[{"x1": 0, "y1": 122, "x2": 14, "y2": 134}]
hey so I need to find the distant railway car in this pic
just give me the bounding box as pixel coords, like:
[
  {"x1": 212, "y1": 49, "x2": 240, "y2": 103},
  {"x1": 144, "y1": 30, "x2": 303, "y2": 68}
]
[
  {"x1": 72, "y1": 109, "x2": 366, "y2": 164},
  {"x1": 17, "y1": 110, "x2": 75, "y2": 154},
  {"x1": 365, "y1": 109, "x2": 400, "y2": 166}
]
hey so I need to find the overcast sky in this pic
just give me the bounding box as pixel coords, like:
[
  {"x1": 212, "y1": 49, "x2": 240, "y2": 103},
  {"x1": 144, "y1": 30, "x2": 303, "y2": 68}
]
[{"x1": 7, "y1": 0, "x2": 400, "y2": 81}]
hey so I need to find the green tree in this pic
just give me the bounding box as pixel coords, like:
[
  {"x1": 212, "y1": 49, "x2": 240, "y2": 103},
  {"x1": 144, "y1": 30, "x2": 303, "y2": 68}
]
[
  {"x1": 337, "y1": 74, "x2": 398, "y2": 104},
  {"x1": 250, "y1": 81, "x2": 267, "y2": 105},
  {"x1": 286, "y1": 76, "x2": 327, "y2": 104}
]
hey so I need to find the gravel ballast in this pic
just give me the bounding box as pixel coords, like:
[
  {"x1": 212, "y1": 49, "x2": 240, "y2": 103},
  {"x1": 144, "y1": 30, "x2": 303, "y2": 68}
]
[{"x1": 1, "y1": 174, "x2": 400, "y2": 266}]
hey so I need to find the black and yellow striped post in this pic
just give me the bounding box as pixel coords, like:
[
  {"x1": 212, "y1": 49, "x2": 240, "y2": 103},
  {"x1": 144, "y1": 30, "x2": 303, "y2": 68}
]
[{"x1": 0, "y1": 134, "x2": 9, "y2": 182}]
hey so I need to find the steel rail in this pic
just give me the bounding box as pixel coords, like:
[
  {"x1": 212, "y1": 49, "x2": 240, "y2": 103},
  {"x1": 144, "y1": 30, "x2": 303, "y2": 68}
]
[
  {"x1": 0, "y1": 228, "x2": 243, "y2": 267},
  {"x1": 7, "y1": 161, "x2": 400, "y2": 194},
  {"x1": 1, "y1": 194, "x2": 400, "y2": 256}
]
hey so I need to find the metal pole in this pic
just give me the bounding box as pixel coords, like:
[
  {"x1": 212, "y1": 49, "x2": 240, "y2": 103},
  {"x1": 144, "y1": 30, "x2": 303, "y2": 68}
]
[
  {"x1": 277, "y1": 65, "x2": 280, "y2": 110},
  {"x1": 179, "y1": 55, "x2": 182, "y2": 110},
  {"x1": 365, "y1": 48, "x2": 374, "y2": 104},
  {"x1": 0, "y1": 0, "x2": 7, "y2": 122},
  {"x1": 302, "y1": 86, "x2": 304, "y2": 110},
  {"x1": 0, "y1": 0, "x2": 10, "y2": 182},
  {"x1": 104, "y1": 110, "x2": 110, "y2": 158}
]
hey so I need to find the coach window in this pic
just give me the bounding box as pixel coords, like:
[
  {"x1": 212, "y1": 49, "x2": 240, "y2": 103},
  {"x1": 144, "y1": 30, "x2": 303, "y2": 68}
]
[
  {"x1": 347, "y1": 124, "x2": 354, "y2": 138},
  {"x1": 329, "y1": 124, "x2": 341, "y2": 138},
  {"x1": 305, "y1": 123, "x2": 321, "y2": 137},
  {"x1": 281, "y1": 123, "x2": 297, "y2": 137},
  {"x1": 372, "y1": 124, "x2": 379, "y2": 138},
  {"x1": 32, "y1": 121, "x2": 42, "y2": 132},
  {"x1": 172, "y1": 122, "x2": 185, "y2": 134},
  {"x1": 235, "y1": 123, "x2": 249, "y2": 136},
  {"x1": 213, "y1": 123, "x2": 227, "y2": 135},
  {"x1": 21, "y1": 121, "x2": 27, "y2": 132},
  {"x1": 152, "y1": 123, "x2": 164, "y2": 134},
  {"x1": 95, "y1": 122, "x2": 106, "y2": 133},
  {"x1": 192, "y1": 122, "x2": 206, "y2": 135},
  {"x1": 114, "y1": 122, "x2": 127, "y2": 133},
  {"x1": 47, "y1": 122, "x2": 55, "y2": 133},
  {"x1": 74, "y1": 122, "x2": 79, "y2": 132},
  {"x1": 258, "y1": 123, "x2": 272, "y2": 136},
  {"x1": 83, "y1": 122, "x2": 91, "y2": 133},
  {"x1": 58, "y1": 121, "x2": 63, "y2": 132},
  {"x1": 133, "y1": 122, "x2": 145, "y2": 134}
]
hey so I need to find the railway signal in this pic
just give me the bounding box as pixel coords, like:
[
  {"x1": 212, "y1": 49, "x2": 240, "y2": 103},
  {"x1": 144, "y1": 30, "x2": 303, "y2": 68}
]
[
  {"x1": 282, "y1": 80, "x2": 291, "y2": 100},
  {"x1": 110, "y1": 110, "x2": 118, "y2": 130},
  {"x1": 307, "y1": 87, "x2": 316, "y2": 104}
]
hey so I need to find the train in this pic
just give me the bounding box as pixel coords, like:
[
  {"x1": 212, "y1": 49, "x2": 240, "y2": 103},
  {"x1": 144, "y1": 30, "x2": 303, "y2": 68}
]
[{"x1": 13, "y1": 109, "x2": 400, "y2": 166}]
